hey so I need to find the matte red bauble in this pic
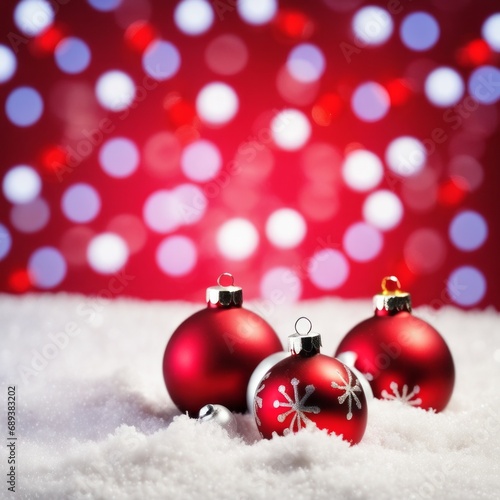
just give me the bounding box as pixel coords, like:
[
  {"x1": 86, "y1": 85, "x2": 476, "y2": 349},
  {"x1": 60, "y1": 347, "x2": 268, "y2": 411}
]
[
  {"x1": 254, "y1": 318, "x2": 367, "y2": 444},
  {"x1": 163, "y1": 273, "x2": 283, "y2": 415},
  {"x1": 335, "y1": 276, "x2": 455, "y2": 412}
]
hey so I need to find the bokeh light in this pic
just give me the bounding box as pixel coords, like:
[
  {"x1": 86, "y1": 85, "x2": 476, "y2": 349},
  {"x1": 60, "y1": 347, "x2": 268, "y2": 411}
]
[
  {"x1": 351, "y1": 82, "x2": 390, "y2": 122},
  {"x1": 87, "y1": 0, "x2": 122, "y2": 12},
  {"x1": 363, "y1": 190, "x2": 404, "y2": 230},
  {"x1": 99, "y1": 137, "x2": 140, "y2": 178},
  {"x1": 5, "y1": 87, "x2": 44, "y2": 127},
  {"x1": 142, "y1": 40, "x2": 181, "y2": 81},
  {"x1": 156, "y1": 235, "x2": 197, "y2": 276},
  {"x1": 95, "y1": 70, "x2": 136, "y2": 111},
  {"x1": 308, "y1": 249, "x2": 349, "y2": 290},
  {"x1": 196, "y1": 82, "x2": 238, "y2": 125},
  {"x1": 342, "y1": 149, "x2": 383, "y2": 191},
  {"x1": 385, "y1": 136, "x2": 427, "y2": 177},
  {"x1": 14, "y1": 0, "x2": 54, "y2": 36},
  {"x1": 481, "y1": 13, "x2": 500, "y2": 52},
  {"x1": 54, "y1": 37, "x2": 91, "y2": 74},
  {"x1": 181, "y1": 139, "x2": 222, "y2": 182},
  {"x1": 271, "y1": 109, "x2": 311, "y2": 150},
  {"x1": 3, "y1": 165, "x2": 42, "y2": 204},
  {"x1": 404, "y1": 228, "x2": 446, "y2": 274},
  {"x1": 400, "y1": 12, "x2": 440, "y2": 51},
  {"x1": 0, "y1": 45, "x2": 17, "y2": 83},
  {"x1": 61, "y1": 183, "x2": 101, "y2": 223},
  {"x1": 265, "y1": 208, "x2": 306, "y2": 249},
  {"x1": 237, "y1": 0, "x2": 277, "y2": 25},
  {"x1": 0, "y1": 224, "x2": 12, "y2": 261},
  {"x1": 343, "y1": 222, "x2": 383, "y2": 262},
  {"x1": 286, "y1": 43, "x2": 325, "y2": 83},
  {"x1": 449, "y1": 210, "x2": 488, "y2": 251},
  {"x1": 205, "y1": 35, "x2": 248, "y2": 75},
  {"x1": 217, "y1": 218, "x2": 259, "y2": 260},
  {"x1": 468, "y1": 66, "x2": 500, "y2": 104},
  {"x1": 424, "y1": 67, "x2": 464, "y2": 107},
  {"x1": 447, "y1": 266, "x2": 486, "y2": 307},
  {"x1": 174, "y1": 0, "x2": 214, "y2": 36},
  {"x1": 28, "y1": 247, "x2": 67, "y2": 289},
  {"x1": 10, "y1": 197, "x2": 50, "y2": 233},
  {"x1": 260, "y1": 266, "x2": 302, "y2": 303},
  {"x1": 87, "y1": 233, "x2": 129, "y2": 274},
  {"x1": 352, "y1": 6, "x2": 393, "y2": 46}
]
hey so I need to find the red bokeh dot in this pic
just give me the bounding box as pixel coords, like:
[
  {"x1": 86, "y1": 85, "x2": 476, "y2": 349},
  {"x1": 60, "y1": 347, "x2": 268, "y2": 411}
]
[
  {"x1": 385, "y1": 78, "x2": 413, "y2": 106},
  {"x1": 312, "y1": 93, "x2": 343, "y2": 126},
  {"x1": 456, "y1": 39, "x2": 493, "y2": 67},
  {"x1": 8, "y1": 269, "x2": 32, "y2": 293},
  {"x1": 30, "y1": 25, "x2": 66, "y2": 56},
  {"x1": 273, "y1": 9, "x2": 315, "y2": 41},
  {"x1": 438, "y1": 177, "x2": 468, "y2": 206},
  {"x1": 125, "y1": 20, "x2": 158, "y2": 53}
]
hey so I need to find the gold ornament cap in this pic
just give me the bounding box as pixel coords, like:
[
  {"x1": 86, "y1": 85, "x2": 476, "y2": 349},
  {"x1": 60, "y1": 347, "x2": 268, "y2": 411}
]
[
  {"x1": 373, "y1": 276, "x2": 412, "y2": 316},
  {"x1": 206, "y1": 273, "x2": 243, "y2": 308},
  {"x1": 288, "y1": 317, "x2": 322, "y2": 357}
]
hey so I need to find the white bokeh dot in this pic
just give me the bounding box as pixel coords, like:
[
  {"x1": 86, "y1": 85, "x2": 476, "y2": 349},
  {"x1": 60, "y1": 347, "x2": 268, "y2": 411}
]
[
  {"x1": 196, "y1": 82, "x2": 238, "y2": 125},
  {"x1": 237, "y1": 0, "x2": 277, "y2": 25},
  {"x1": 172, "y1": 184, "x2": 207, "y2": 225},
  {"x1": 61, "y1": 183, "x2": 101, "y2": 223},
  {"x1": 363, "y1": 190, "x2": 404, "y2": 230},
  {"x1": 260, "y1": 266, "x2": 302, "y2": 303},
  {"x1": 142, "y1": 40, "x2": 181, "y2": 81},
  {"x1": 287, "y1": 43, "x2": 326, "y2": 83},
  {"x1": 482, "y1": 13, "x2": 500, "y2": 52},
  {"x1": 0, "y1": 223, "x2": 12, "y2": 260},
  {"x1": 14, "y1": 0, "x2": 54, "y2": 36},
  {"x1": 10, "y1": 197, "x2": 50, "y2": 233},
  {"x1": 87, "y1": 0, "x2": 122, "y2": 12},
  {"x1": 447, "y1": 266, "x2": 486, "y2": 307},
  {"x1": 28, "y1": 247, "x2": 67, "y2": 289},
  {"x1": 400, "y1": 12, "x2": 440, "y2": 51},
  {"x1": 271, "y1": 109, "x2": 311, "y2": 151},
  {"x1": 5, "y1": 87, "x2": 44, "y2": 127},
  {"x1": 468, "y1": 66, "x2": 500, "y2": 104},
  {"x1": 385, "y1": 136, "x2": 427, "y2": 177},
  {"x1": 143, "y1": 190, "x2": 182, "y2": 233},
  {"x1": 87, "y1": 233, "x2": 128, "y2": 274},
  {"x1": 352, "y1": 5, "x2": 393, "y2": 46},
  {"x1": 55, "y1": 37, "x2": 91, "y2": 74},
  {"x1": 351, "y1": 82, "x2": 390, "y2": 122},
  {"x1": 266, "y1": 208, "x2": 306, "y2": 249},
  {"x1": 174, "y1": 0, "x2": 214, "y2": 35},
  {"x1": 425, "y1": 67, "x2": 464, "y2": 107},
  {"x1": 342, "y1": 149, "x2": 383, "y2": 191},
  {"x1": 95, "y1": 70, "x2": 135, "y2": 112},
  {"x1": 99, "y1": 137, "x2": 139, "y2": 178},
  {"x1": 181, "y1": 139, "x2": 222, "y2": 182},
  {"x1": 0, "y1": 45, "x2": 17, "y2": 83},
  {"x1": 2, "y1": 165, "x2": 41, "y2": 204},
  {"x1": 343, "y1": 222, "x2": 383, "y2": 262},
  {"x1": 449, "y1": 210, "x2": 488, "y2": 251},
  {"x1": 156, "y1": 235, "x2": 197, "y2": 276},
  {"x1": 217, "y1": 218, "x2": 259, "y2": 260},
  {"x1": 308, "y1": 249, "x2": 349, "y2": 290}
]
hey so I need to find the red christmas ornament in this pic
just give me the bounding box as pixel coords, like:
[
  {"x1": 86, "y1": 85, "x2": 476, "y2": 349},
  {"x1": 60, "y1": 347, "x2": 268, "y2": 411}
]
[
  {"x1": 335, "y1": 276, "x2": 455, "y2": 412},
  {"x1": 254, "y1": 318, "x2": 367, "y2": 444},
  {"x1": 163, "y1": 273, "x2": 282, "y2": 415}
]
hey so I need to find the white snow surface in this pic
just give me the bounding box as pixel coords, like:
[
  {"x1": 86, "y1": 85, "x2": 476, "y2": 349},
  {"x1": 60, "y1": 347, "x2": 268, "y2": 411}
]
[{"x1": 1, "y1": 293, "x2": 499, "y2": 500}]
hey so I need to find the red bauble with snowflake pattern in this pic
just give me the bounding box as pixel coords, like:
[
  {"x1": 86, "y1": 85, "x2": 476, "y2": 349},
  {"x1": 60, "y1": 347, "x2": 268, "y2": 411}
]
[
  {"x1": 254, "y1": 318, "x2": 368, "y2": 444},
  {"x1": 335, "y1": 276, "x2": 455, "y2": 412},
  {"x1": 163, "y1": 273, "x2": 282, "y2": 415}
]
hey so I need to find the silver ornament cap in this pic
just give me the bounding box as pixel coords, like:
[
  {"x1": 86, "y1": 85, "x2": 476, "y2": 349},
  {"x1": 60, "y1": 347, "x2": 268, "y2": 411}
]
[
  {"x1": 373, "y1": 276, "x2": 412, "y2": 316},
  {"x1": 206, "y1": 273, "x2": 243, "y2": 308},
  {"x1": 288, "y1": 317, "x2": 322, "y2": 357},
  {"x1": 198, "y1": 404, "x2": 238, "y2": 437}
]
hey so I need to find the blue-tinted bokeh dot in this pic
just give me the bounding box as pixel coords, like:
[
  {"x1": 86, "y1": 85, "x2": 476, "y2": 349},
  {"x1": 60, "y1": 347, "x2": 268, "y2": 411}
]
[
  {"x1": 0, "y1": 223, "x2": 12, "y2": 260},
  {"x1": 55, "y1": 37, "x2": 91, "y2": 74},
  {"x1": 87, "y1": 0, "x2": 122, "y2": 12},
  {"x1": 5, "y1": 87, "x2": 44, "y2": 127},
  {"x1": 468, "y1": 66, "x2": 500, "y2": 104},
  {"x1": 447, "y1": 266, "x2": 486, "y2": 307},
  {"x1": 449, "y1": 210, "x2": 488, "y2": 251},
  {"x1": 400, "y1": 12, "x2": 440, "y2": 51}
]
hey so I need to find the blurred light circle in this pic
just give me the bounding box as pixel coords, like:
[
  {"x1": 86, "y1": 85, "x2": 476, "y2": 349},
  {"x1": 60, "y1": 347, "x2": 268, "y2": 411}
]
[
  {"x1": 400, "y1": 12, "x2": 440, "y2": 51},
  {"x1": 351, "y1": 82, "x2": 390, "y2": 122},
  {"x1": 260, "y1": 266, "x2": 302, "y2": 303},
  {"x1": 237, "y1": 0, "x2": 277, "y2": 25},
  {"x1": 0, "y1": 45, "x2": 17, "y2": 83},
  {"x1": 14, "y1": 0, "x2": 54, "y2": 36},
  {"x1": 482, "y1": 13, "x2": 500, "y2": 52},
  {"x1": 142, "y1": 40, "x2": 181, "y2": 81},
  {"x1": 343, "y1": 222, "x2": 383, "y2": 262},
  {"x1": 401, "y1": 169, "x2": 438, "y2": 213},
  {"x1": 447, "y1": 266, "x2": 486, "y2": 307},
  {"x1": 217, "y1": 218, "x2": 259, "y2": 260},
  {"x1": 468, "y1": 66, "x2": 500, "y2": 104},
  {"x1": 174, "y1": 0, "x2": 214, "y2": 35},
  {"x1": 87, "y1": 233, "x2": 128, "y2": 274},
  {"x1": 55, "y1": 37, "x2": 91, "y2": 74},
  {"x1": 205, "y1": 34, "x2": 248, "y2": 75},
  {"x1": 449, "y1": 210, "x2": 488, "y2": 251},
  {"x1": 107, "y1": 214, "x2": 147, "y2": 254},
  {"x1": 28, "y1": 247, "x2": 67, "y2": 289},
  {"x1": 143, "y1": 190, "x2": 181, "y2": 233},
  {"x1": 95, "y1": 70, "x2": 135, "y2": 111},
  {"x1": 10, "y1": 197, "x2": 50, "y2": 233},
  {"x1": 287, "y1": 43, "x2": 326, "y2": 83},
  {"x1": 342, "y1": 149, "x2": 383, "y2": 191},
  {"x1": 301, "y1": 143, "x2": 342, "y2": 183},
  {"x1": 363, "y1": 190, "x2": 403, "y2": 230},
  {"x1": 385, "y1": 136, "x2": 427, "y2": 177},
  {"x1": 99, "y1": 137, "x2": 139, "y2": 178},
  {"x1": 196, "y1": 82, "x2": 238, "y2": 125},
  {"x1": 266, "y1": 208, "x2": 306, "y2": 249},
  {"x1": 449, "y1": 155, "x2": 484, "y2": 191},
  {"x1": 299, "y1": 183, "x2": 339, "y2": 221},
  {"x1": 0, "y1": 224, "x2": 12, "y2": 260},
  {"x1": 424, "y1": 67, "x2": 464, "y2": 107},
  {"x1": 5, "y1": 87, "x2": 44, "y2": 127},
  {"x1": 308, "y1": 249, "x2": 349, "y2": 290},
  {"x1": 61, "y1": 183, "x2": 101, "y2": 223},
  {"x1": 143, "y1": 131, "x2": 181, "y2": 178},
  {"x1": 172, "y1": 183, "x2": 207, "y2": 225},
  {"x1": 156, "y1": 235, "x2": 197, "y2": 276},
  {"x1": 404, "y1": 228, "x2": 446, "y2": 274},
  {"x1": 87, "y1": 0, "x2": 122, "y2": 12},
  {"x1": 276, "y1": 65, "x2": 320, "y2": 106},
  {"x1": 352, "y1": 5, "x2": 393, "y2": 46},
  {"x1": 181, "y1": 139, "x2": 222, "y2": 181},
  {"x1": 271, "y1": 108, "x2": 311, "y2": 150},
  {"x1": 3, "y1": 165, "x2": 41, "y2": 204},
  {"x1": 60, "y1": 226, "x2": 95, "y2": 266}
]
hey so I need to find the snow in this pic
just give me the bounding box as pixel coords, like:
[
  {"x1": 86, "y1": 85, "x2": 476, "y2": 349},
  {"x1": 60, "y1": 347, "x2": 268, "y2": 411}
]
[{"x1": 1, "y1": 293, "x2": 499, "y2": 499}]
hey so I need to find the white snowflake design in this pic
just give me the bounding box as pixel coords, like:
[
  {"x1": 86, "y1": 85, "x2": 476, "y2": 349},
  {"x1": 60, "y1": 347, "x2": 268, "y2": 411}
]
[
  {"x1": 273, "y1": 378, "x2": 320, "y2": 434},
  {"x1": 331, "y1": 367, "x2": 362, "y2": 420},
  {"x1": 254, "y1": 372, "x2": 270, "y2": 426},
  {"x1": 381, "y1": 381, "x2": 422, "y2": 406}
]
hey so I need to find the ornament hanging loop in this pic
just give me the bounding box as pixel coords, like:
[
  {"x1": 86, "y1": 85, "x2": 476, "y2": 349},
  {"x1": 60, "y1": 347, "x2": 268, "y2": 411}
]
[
  {"x1": 295, "y1": 316, "x2": 313, "y2": 336},
  {"x1": 381, "y1": 275, "x2": 402, "y2": 294},
  {"x1": 218, "y1": 272, "x2": 235, "y2": 287}
]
